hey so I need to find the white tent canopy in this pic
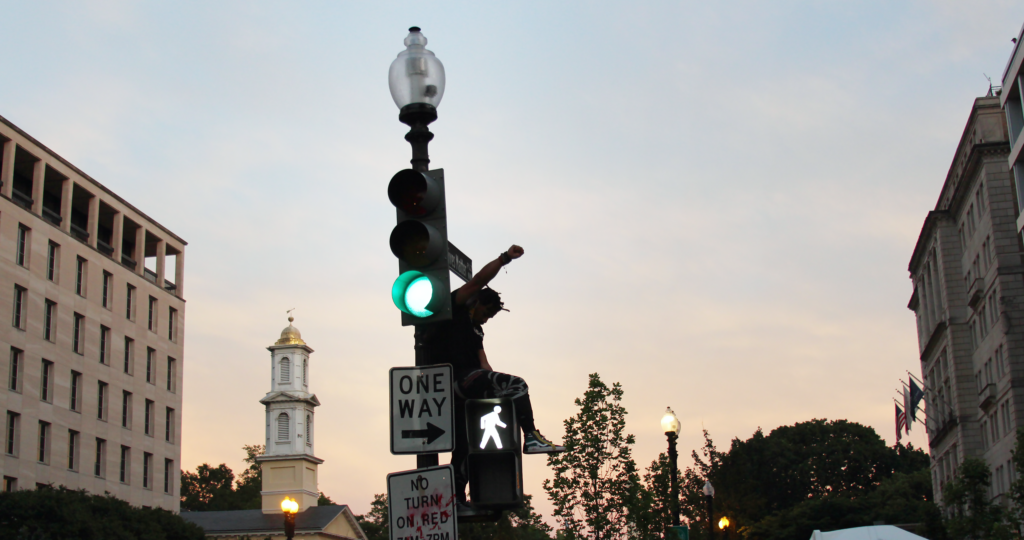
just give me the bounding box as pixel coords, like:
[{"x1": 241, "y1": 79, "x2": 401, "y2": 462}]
[{"x1": 810, "y1": 525, "x2": 927, "y2": 540}]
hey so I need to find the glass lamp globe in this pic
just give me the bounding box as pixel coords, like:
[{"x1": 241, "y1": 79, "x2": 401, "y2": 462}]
[
  {"x1": 661, "y1": 407, "x2": 681, "y2": 435},
  {"x1": 703, "y1": 480, "x2": 715, "y2": 497},
  {"x1": 389, "y1": 27, "x2": 446, "y2": 109}
]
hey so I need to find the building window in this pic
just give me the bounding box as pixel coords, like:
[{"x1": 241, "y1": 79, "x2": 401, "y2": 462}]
[
  {"x1": 97, "y1": 381, "x2": 108, "y2": 421},
  {"x1": 12, "y1": 285, "x2": 26, "y2": 330},
  {"x1": 168, "y1": 308, "x2": 177, "y2": 342},
  {"x1": 3, "y1": 476, "x2": 15, "y2": 492},
  {"x1": 6, "y1": 411, "x2": 19, "y2": 456},
  {"x1": 9, "y1": 348, "x2": 22, "y2": 392},
  {"x1": 68, "y1": 430, "x2": 79, "y2": 471},
  {"x1": 102, "y1": 271, "x2": 112, "y2": 309},
  {"x1": 277, "y1": 413, "x2": 290, "y2": 441},
  {"x1": 75, "y1": 257, "x2": 87, "y2": 297},
  {"x1": 124, "y1": 337, "x2": 134, "y2": 374},
  {"x1": 146, "y1": 348, "x2": 154, "y2": 384},
  {"x1": 126, "y1": 284, "x2": 135, "y2": 320},
  {"x1": 46, "y1": 242, "x2": 58, "y2": 282},
  {"x1": 306, "y1": 414, "x2": 312, "y2": 446},
  {"x1": 37, "y1": 421, "x2": 50, "y2": 464},
  {"x1": 122, "y1": 391, "x2": 132, "y2": 429},
  {"x1": 143, "y1": 452, "x2": 152, "y2": 489},
  {"x1": 43, "y1": 300, "x2": 56, "y2": 342},
  {"x1": 72, "y1": 313, "x2": 84, "y2": 355},
  {"x1": 100, "y1": 326, "x2": 110, "y2": 365},
  {"x1": 39, "y1": 360, "x2": 53, "y2": 403},
  {"x1": 94, "y1": 438, "x2": 106, "y2": 477},
  {"x1": 16, "y1": 225, "x2": 29, "y2": 267},
  {"x1": 144, "y1": 399, "x2": 153, "y2": 436},
  {"x1": 70, "y1": 371, "x2": 81, "y2": 412},
  {"x1": 119, "y1": 446, "x2": 130, "y2": 484},
  {"x1": 148, "y1": 296, "x2": 156, "y2": 332},
  {"x1": 165, "y1": 407, "x2": 175, "y2": 443},
  {"x1": 303, "y1": 360, "x2": 308, "y2": 387},
  {"x1": 164, "y1": 459, "x2": 173, "y2": 493},
  {"x1": 280, "y1": 358, "x2": 291, "y2": 383},
  {"x1": 166, "y1": 357, "x2": 176, "y2": 393}
]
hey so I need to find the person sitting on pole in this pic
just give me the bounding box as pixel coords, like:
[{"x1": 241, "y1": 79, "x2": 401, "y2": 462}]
[{"x1": 420, "y1": 245, "x2": 565, "y2": 503}]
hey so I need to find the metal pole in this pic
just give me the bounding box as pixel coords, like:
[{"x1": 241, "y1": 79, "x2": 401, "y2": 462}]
[
  {"x1": 284, "y1": 511, "x2": 296, "y2": 540},
  {"x1": 668, "y1": 432, "x2": 679, "y2": 527},
  {"x1": 706, "y1": 495, "x2": 714, "y2": 540},
  {"x1": 403, "y1": 102, "x2": 440, "y2": 471}
]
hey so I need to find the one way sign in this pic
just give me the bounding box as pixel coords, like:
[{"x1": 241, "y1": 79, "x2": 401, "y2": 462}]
[{"x1": 390, "y1": 365, "x2": 454, "y2": 454}]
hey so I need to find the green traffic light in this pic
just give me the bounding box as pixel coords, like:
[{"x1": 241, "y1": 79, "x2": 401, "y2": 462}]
[{"x1": 392, "y1": 271, "x2": 435, "y2": 318}]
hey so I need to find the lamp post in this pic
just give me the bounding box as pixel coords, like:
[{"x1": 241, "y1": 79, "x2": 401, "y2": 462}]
[
  {"x1": 661, "y1": 407, "x2": 681, "y2": 528},
  {"x1": 390, "y1": 26, "x2": 447, "y2": 470},
  {"x1": 719, "y1": 516, "x2": 730, "y2": 540},
  {"x1": 389, "y1": 27, "x2": 446, "y2": 174},
  {"x1": 703, "y1": 480, "x2": 715, "y2": 540},
  {"x1": 281, "y1": 497, "x2": 298, "y2": 540}
]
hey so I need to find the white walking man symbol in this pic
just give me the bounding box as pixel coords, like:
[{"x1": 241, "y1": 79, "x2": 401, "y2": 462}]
[{"x1": 479, "y1": 405, "x2": 507, "y2": 450}]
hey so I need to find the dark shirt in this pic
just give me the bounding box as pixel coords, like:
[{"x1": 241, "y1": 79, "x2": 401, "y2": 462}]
[{"x1": 420, "y1": 289, "x2": 483, "y2": 379}]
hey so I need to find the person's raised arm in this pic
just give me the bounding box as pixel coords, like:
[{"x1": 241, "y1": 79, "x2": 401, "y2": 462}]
[{"x1": 454, "y1": 245, "x2": 523, "y2": 305}]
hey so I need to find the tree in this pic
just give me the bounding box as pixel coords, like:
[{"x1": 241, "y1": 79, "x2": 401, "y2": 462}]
[
  {"x1": 234, "y1": 444, "x2": 264, "y2": 510},
  {"x1": 943, "y1": 457, "x2": 1011, "y2": 540},
  {"x1": 634, "y1": 452, "x2": 682, "y2": 540},
  {"x1": 676, "y1": 420, "x2": 936, "y2": 540},
  {"x1": 459, "y1": 494, "x2": 553, "y2": 540},
  {"x1": 318, "y1": 492, "x2": 336, "y2": 506},
  {"x1": 0, "y1": 484, "x2": 205, "y2": 539},
  {"x1": 180, "y1": 463, "x2": 238, "y2": 511},
  {"x1": 543, "y1": 373, "x2": 642, "y2": 540},
  {"x1": 355, "y1": 493, "x2": 389, "y2": 540}
]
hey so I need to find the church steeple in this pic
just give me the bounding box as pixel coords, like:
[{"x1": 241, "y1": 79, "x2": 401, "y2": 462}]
[{"x1": 257, "y1": 314, "x2": 323, "y2": 513}]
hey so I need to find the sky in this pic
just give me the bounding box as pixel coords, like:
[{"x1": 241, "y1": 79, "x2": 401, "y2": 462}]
[{"x1": 2, "y1": 0, "x2": 1023, "y2": 524}]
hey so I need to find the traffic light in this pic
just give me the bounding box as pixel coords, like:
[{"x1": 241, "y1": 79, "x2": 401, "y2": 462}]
[
  {"x1": 465, "y1": 398, "x2": 523, "y2": 510},
  {"x1": 388, "y1": 168, "x2": 451, "y2": 325}
]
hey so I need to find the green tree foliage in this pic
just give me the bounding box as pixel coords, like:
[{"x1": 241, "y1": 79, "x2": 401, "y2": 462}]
[
  {"x1": 181, "y1": 444, "x2": 333, "y2": 512},
  {"x1": 234, "y1": 444, "x2": 264, "y2": 510},
  {"x1": 543, "y1": 373, "x2": 642, "y2": 540},
  {"x1": 942, "y1": 457, "x2": 1011, "y2": 540},
  {"x1": 318, "y1": 492, "x2": 336, "y2": 506},
  {"x1": 459, "y1": 494, "x2": 553, "y2": 540},
  {"x1": 355, "y1": 493, "x2": 389, "y2": 540},
  {"x1": 679, "y1": 420, "x2": 936, "y2": 540},
  {"x1": 0, "y1": 484, "x2": 205, "y2": 539},
  {"x1": 633, "y1": 452, "x2": 682, "y2": 540}
]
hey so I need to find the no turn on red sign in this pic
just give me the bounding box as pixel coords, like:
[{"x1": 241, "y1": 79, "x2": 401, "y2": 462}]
[{"x1": 387, "y1": 465, "x2": 457, "y2": 540}]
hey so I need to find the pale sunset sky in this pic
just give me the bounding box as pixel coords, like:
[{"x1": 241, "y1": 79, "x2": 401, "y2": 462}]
[{"x1": 2, "y1": 0, "x2": 1023, "y2": 522}]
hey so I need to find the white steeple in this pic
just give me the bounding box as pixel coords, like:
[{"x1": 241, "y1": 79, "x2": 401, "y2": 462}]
[{"x1": 257, "y1": 315, "x2": 323, "y2": 513}]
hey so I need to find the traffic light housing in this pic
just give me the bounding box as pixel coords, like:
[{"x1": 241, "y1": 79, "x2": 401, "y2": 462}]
[
  {"x1": 388, "y1": 168, "x2": 451, "y2": 325},
  {"x1": 465, "y1": 398, "x2": 523, "y2": 510}
]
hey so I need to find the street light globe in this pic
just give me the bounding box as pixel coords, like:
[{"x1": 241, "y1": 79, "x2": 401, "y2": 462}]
[
  {"x1": 703, "y1": 480, "x2": 715, "y2": 497},
  {"x1": 719, "y1": 517, "x2": 730, "y2": 530},
  {"x1": 389, "y1": 27, "x2": 446, "y2": 109},
  {"x1": 281, "y1": 496, "x2": 299, "y2": 514},
  {"x1": 661, "y1": 407, "x2": 681, "y2": 435}
]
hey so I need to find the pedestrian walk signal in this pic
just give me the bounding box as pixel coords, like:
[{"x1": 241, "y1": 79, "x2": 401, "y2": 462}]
[
  {"x1": 388, "y1": 168, "x2": 451, "y2": 325},
  {"x1": 465, "y1": 398, "x2": 523, "y2": 510}
]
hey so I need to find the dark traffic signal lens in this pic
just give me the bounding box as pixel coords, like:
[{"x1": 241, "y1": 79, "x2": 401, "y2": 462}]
[
  {"x1": 390, "y1": 220, "x2": 444, "y2": 267},
  {"x1": 388, "y1": 169, "x2": 441, "y2": 217}
]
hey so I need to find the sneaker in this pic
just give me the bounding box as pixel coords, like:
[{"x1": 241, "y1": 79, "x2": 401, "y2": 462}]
[{"x1": 523, "y1": 431, "x2": 566, "y2": 454}]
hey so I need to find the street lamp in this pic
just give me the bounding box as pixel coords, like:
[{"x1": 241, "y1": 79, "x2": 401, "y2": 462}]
[
  {"x1": 281, "y1": 496, "x2": 298, "y2": 540},
  {"x1": 661, "y1": 407, "x2": 681, "y2": 528},
  {"x1": 703, "y1": 480, "x2": 715, "y2": 540},
  {"x1": 389, "y1": 27, "x2": 446, "y2": 173}
]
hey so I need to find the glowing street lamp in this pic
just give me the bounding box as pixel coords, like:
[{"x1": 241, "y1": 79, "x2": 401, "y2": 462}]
[
  {"x1": 719, "y1": 516, "x2": 730, "y2": 530},
  {"x1": 281, "y1": 497, "x2": 299, "y2": 540}
]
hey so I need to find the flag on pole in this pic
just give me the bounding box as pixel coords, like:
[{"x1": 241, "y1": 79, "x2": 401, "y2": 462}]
[
  {"x1": 909, "y1": 380, "x2": 925, "y2": 423},
  {"x1": 895, "y1": 404, "x2": 906, "y2": 443},
  {"x1": 903, "y1": 386, "x2": 911, "y2": 434}
]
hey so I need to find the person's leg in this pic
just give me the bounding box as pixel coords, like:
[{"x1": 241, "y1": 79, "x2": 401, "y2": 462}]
[
  {"x1": 477, "y1": 371, "x2": 535, "y2": 433},
  {"x1": 450, "y1": 396, "x2": 469, "y2": 502}
]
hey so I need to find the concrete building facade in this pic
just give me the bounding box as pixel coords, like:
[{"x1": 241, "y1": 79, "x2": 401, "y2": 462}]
[
  {"x1": 908, "y1": 95, "x2": 1023, "y2": 505},
  {"x1": 0, "y1": 114, "x2": 186, "y2": 512}
]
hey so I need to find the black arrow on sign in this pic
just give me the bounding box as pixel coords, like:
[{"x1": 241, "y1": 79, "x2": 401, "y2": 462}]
[{"x1": 402, "y1": 423, "x2": 446, "y2": 444}]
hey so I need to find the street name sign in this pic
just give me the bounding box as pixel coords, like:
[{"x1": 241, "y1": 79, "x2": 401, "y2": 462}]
[
  {"x1": 447, "y1": 242, "x2": 472, "y2": 283},
  {"x1": 390, "y1": 365, "x2": 454, "y2": 454},
  {"x1": 388, "y1": 465, "x2": 457, "y2": 540}
]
